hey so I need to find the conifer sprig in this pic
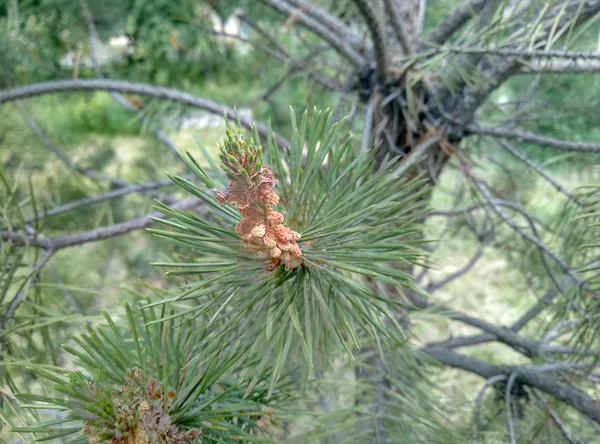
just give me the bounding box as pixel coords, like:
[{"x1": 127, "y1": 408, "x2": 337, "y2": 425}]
[
  {"x1": 10, "y1": 304, "x2": 297, "y2": 442},
  {"x1": 149, "y1": 109, "x2": 429, "y2": 384}
]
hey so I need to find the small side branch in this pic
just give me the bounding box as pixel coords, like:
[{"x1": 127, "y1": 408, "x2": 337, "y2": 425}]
[
  {"x1": 23, "y1": 176, "x2": 187, "y2": 224},
  {"x1": 383, "y1": 0, "x2": 412, "y2": 55},
  {"x1": 497, "y1": 139, "x2": 580, "y2": 204},
  {"x1": 0, "y1": 79, "x2": 291, "y2": 148},
  {"x1": 520, "y1": 59, "x2": 600, "y2": 74},
  {"x1": 1, "y1": 198, "x2": 201, "y2": 251},
  {"x1": 426, "y1": 243, "x2": 486, "y2": 293},
  {"x1": 467, "y1": 124, "x2": 600, "y2": 153},
  {"x1": 423, "y1": 347, "x2": 600, "y2": 424},
  {"x1": 283, "y1": 0, "x2": 362, "y2": 48},
  {"x1": 351, "y1": 0, "x2": 388, "y2": 82},
  {"x1": 1, "y1": 249, "x2": 55, "y2": 328},
  {"x1": 257, "y1": 0, "x2": 364, "y2": 67},
  {"x1": 472, "y1": 375, "x2": 507, "y2": 443},
  {"x1": 425, "y1": 0, "x2": 487, "y2": 45}
]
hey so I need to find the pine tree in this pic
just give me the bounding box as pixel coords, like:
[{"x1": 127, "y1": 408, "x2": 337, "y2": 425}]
[{"x1": 1, "y1": 1, "x2": 600, "y2": 442}]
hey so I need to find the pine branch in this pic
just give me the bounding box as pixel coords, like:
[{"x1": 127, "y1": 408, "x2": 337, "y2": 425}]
[
  {"x1": 423, "y1": 346, "x2": 600, "y2": 424},
  {"x1": 383, "y1": 0, "x2": 412, "y2": 55},
  {"x1": 467, "y1": 124, "x2": 600, "y2": 152},
  {"x1": 282, "y1": 0, "x2": 363, "y2": 48},
  {"x1": 520, "y1": 59, "x2": 600, "y2": 73},
  {"x1": 351, "y1": 0, "x2": 388, "y2": 82},
  {"x1": 425, "y1": 0, "x2": 487, "y2": 45},
  {"x1": 1, "y1": 198, "x2": 201, "y2": 250},
  {"x1": 473, "y1": 179, "x2": 586, "y2": 289},
  {"x1": 436, "y1": 0, "x2": 600, "y2": 125},
  {"x1": 237, "y1": 14, "x2": 291, "y2": 59},
  {"x1": 405, "y1": 286, "x2": 574, "y2": 358},
  {"x1": 23, "y1": 176, "x2": 189, "y2": 224},
  {"x1": 257, "y1": 0, "x2": 365, "y2": 67},
  {"x1": 505, "y1": 372, "x2": 518, "y2": 444},
  {"x1": 431, "y1": 46, "x2": 600, "y2": 60},
  {"x1": 0, "y1": 248, "x2": 55, "y2": 330},
  {"x1": 426, "y1": 242, "x2": 486, "y2": 293},
  {"x1": 429, "y1": 285, "x2": 563, "y2": 350},
  {"x1": 194, "y1": 23, "x2": 341, "y2": 91},
  {"x1": 532, "y1": 390, "x2": 584, "y2": 444},
  {"x1": 496, "y1": 139, "x2": 580, "y2": 204},
  {"x1": 472, "y1": 375, "x2": 507, "y2": 443},
  {"x1": 0, "y1": 79, "x2": 291, "y2": 148}
]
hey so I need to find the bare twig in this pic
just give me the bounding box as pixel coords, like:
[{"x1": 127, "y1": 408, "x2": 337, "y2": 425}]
[
  {"x1": 48, "y1": 265, "x2": 83, "y2": 315},
  {"x1": 23, "y1": 176, "x2": 189, "y2": 224},
  {"x1": 520, "y1": 59, "x2": 600, "y2": 74},
  {"x1": 392, "y1": 136, "x2": 440, "y2": 178},
  {"x1": 496, "y1": 139, "x2": 581, "y2": 204},
  {"x1": 426, "y1": 243, "x2": 486, "y2": 293},
  {"x1": 383, "y1": 0, "x2": 412, "y2": 55},
  {"x1": 0, "y1": 79, "x2": 291, "y2": 148},
  {"x1": 426, "y1": 0, "x2": 487, "y2": 45},
  {"x1": 505, "y1": 372, "x2": 518, "y2": 444},
  {"x1": 14, "y1": 102, "x2": 76, "y2": 169},
  {"x1": 423, "y1": 346, "x2": 600, "y2": 424},
  {"x1": 472, "y1": 375, "x2": 507, "y2": 444},
  {"x1": 473, "y1": 179, "x2": 585, "y2": 290},
  {"x1": 1, "y1": 249, "x2": 55, "y2": 328},
  {"x1": 15, "y1": 100, "x2": 178, "y2": 208},
  {"x1": 282, "y1": 0, "x2": 362, "y2": 48},
  {"x1": 352, "y1": 0, "x2": 388, "y2": 82},
  {"x1": 467, "y1": 124, "x2": 600, "y2": 153},
  {"x1": 435, "y1": 46, "x2": 600, "y2": 60},
  {"x1": 257, "y1": 0, "x2": 364, "y2": 67},
  {"x1": 195, "y1": 23, "x2": 341, "y2": 91},
  {"x1": 532, "y1": 389, "x2": 584, "y2": 444},
  {"x1": 1, "y1": 198, "x2": 201, "y2": 251}
]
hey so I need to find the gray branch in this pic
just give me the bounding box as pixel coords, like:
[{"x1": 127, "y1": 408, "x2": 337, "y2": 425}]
[
  {"x1": 0, "y1": 79, "x2": 291, "y2": 149},
  {"x1": 23, "y1": 176, "x2": 187, "y2": 224},
  {"x1": 433, "y1": 46, "x2": 600, "y2": 60},
  {"x1": 352, "y1": 0, "x2": 388, "y2": 82},
  {"x1": 467, "y1": 124, "x2": 600, "y2": 152},
  {"x1": 383, "y1": 0, "x2": 412, "y2": 55},
  {"x1": 423, "y1": 346, "x2": 600, "y2": 424},
  {"x1": 1, "y1": 249, "x2": 55, "y2": 328},
  {"x1": 282, "y1": 0, "x2": 363, "y2": 48},
  {"x1": 1, "y1": 198, "x2": 201, "y2": 251},
  {"x1": 257, "y1": 0, "x2": 364, "y2": 67},
  {"x1": 425, "y1": 0, "x2": 487, "y2": 45},
  {"x1": 520, "y1": 59, "x2": 600, "y2": 73},
  {"x1": 496, "y1": 139, "x2": 580, "y2": 203}
]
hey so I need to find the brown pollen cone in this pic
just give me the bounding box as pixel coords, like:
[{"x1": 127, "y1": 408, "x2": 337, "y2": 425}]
[{"x1": 214, "y1": 129, "x2": 302, "y2": 271}]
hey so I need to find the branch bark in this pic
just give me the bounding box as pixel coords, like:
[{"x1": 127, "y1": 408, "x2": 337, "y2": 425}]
[
  {"x1": 467, "y1": 124, "x2": 600, "y2": 153},
  {"x1": 425, "y1": 0, "x2": 487, "y2": 45},
  {"x1": 282, "y1": 0, "x2": 363, "y2": 48},
  {"x1": 423, "y1": 346, "x2": 600, "y2": 424},
  {"x1": 351, "y1": 0, "x2": 388, "y2": 82},
  {"x1": 1, "y1": 198, "x2": 201, "y2": 251},
  {"x1": 0, "y1": 79, "x2": 290, "y2": 148},
  {"x1": 257, "y1": 0, "x2": 365, "y2": 67}
]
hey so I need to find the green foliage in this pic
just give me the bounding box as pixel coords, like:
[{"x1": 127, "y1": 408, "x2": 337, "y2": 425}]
[
  {"x1": 10, "y1": 304, "x2": 299, "y2": 442},
  {"x1": 147, "y1": 109, "x2": 428, "y2": 389},
  {"x1": 548, "y1": 186, "x2": 600, "y2": 353}
]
